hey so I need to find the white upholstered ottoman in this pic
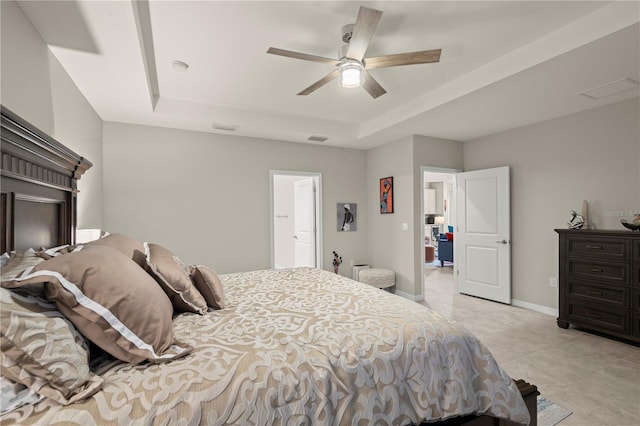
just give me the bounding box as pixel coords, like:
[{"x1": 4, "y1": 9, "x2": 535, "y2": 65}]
[{"x1": 359, "y1": 268, "x2": 395, "y2": 290}]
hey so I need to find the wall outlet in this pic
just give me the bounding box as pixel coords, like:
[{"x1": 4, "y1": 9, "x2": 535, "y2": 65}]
[
  {"x1": 550, "y1": 277, "x2": 558, "y2": 288},
  {"x1": 401, "y1": 223, "x2": 409, "y2": 231}
]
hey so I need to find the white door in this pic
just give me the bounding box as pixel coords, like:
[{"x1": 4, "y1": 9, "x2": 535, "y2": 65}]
[
  {"x1": 456, "y1": 166, "x2": 511, "y2": 304},
  {"x1": 293, "y1": 178, "x2": 316, "y2": 267}
]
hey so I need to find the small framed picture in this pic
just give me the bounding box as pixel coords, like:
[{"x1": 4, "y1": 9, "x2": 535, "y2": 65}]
[
  {"x1": 337, "y1": 203, "x2": 357, "y2": 231},
  {"x1": 380, "y1": 177, "x2": 394, "y2": 214}
]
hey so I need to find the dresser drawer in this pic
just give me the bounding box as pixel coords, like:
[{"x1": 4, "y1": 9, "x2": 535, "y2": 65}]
[
  {"x1": 565, "y1": 235, "x2": 627, "y2": 260},
  {"x1": 633, "y1": 313, "x2": 640, "y2": 338},
  {"x1": 633, "y1": 238, "x2": 640, "y2": 262},
  {"x1": 565, "y1": 258, "x2": 628, "y2": 284},
  {"x1": 633, "y1": 262, "x2": 640, "y2": 287},
  {"x1": 566, "y1": 301, "x2": 629, "y2": 334},
  {"x1": 567, "y1": 279, "x2": 628, "y2": 308},
  {"x1": 632, "y1": 289, "x2": 640, "y2": 312}
]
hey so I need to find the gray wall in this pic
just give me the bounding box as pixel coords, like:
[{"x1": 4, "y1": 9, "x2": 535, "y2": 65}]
[
  {"x1": 1, "y1": 0, "x2": 103, "y2": 229},
  {"x1": 366, "y1": 137, "x2": 414, "y2": 295},
  {"x1": 463, "y1": 98, "x2": 640, "y2": 310},
  {"x1": 366, "y1": 135, "x2": 463, "y2": 298},
  {"x1": 102, "y1": 122, "x2": 368, "y2": 275}
]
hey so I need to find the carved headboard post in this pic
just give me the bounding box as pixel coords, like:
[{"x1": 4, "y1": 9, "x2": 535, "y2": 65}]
[
  {"x1": 70, "y1": 157, "x2": 91, "y2": 244},
  {"x1": 1, "y1": 106, "x2": 92, "y2": 252}
]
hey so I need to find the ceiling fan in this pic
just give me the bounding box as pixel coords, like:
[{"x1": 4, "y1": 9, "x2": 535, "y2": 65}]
[{"x1": 267, "y1": 6, "x2": 442, "y2": 99}]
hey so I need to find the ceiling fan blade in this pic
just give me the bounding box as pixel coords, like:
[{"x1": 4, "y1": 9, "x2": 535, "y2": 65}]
[
  {"x1": 346, "y1": 6, "x2": 383, "y2": 61},
  {"x1": 267, "y1": 47, "x2": 339, "y2": 65},
  {"x1": 362, "y1": 71, "x2": 386, "y2": 99},
  {"x1": 365, "y1": 49, "x2": 442, "y2": 69},
  {"x1": 297, "y1": 69, "x2": 340, "y2": 95}
]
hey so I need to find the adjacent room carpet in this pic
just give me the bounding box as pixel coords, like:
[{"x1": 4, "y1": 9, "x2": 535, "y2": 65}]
[{"x1": 537, "y1": 396, "x2": 573, "y2": 426}]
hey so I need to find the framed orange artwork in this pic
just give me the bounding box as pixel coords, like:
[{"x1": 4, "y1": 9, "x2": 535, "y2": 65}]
[{"x1": 379, "y1": 176, "x2": 393, "y2": 214}]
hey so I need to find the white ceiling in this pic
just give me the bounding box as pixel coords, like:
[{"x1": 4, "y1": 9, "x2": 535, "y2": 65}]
[{"x1": 17, "y1": 1, "x2": 640, "y2": 149}]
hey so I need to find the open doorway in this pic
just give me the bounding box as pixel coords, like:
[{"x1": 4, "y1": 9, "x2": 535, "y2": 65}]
[
  {"x1": 270, "y1": 171, "x2": 322, "y2": 269},
  {"x1": 421, "y1": 167, "x2": 458, "y2": 299}
]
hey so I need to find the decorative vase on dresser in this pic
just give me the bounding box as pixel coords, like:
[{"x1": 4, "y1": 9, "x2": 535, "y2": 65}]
[{"x1": 555, "y1": 229, "x2": 640, "y2": 343}]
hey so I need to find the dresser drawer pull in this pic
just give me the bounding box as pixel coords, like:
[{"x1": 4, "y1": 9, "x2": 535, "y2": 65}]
[
  {"x1": 588, "y1": 267, "x2": 604, "y2": 273},
  {"x1": 586, "y1": 290, "x2": 605, "y2": 296},
  {"x1": 586, "y1": 312, "x2": 604, "y2": 320},
  {"x1": 585, "y1": 244, "x2": 604, "y2": 250}
]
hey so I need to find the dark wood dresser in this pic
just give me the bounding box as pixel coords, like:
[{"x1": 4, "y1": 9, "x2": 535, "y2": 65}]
[{"x1": 556, "y1": 229, "x2": 640, "y2": 343}]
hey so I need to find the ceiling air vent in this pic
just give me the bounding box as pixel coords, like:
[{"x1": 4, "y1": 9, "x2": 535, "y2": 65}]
[
  {"x1": 579, "y1": 78, "x2": 639, "y2": 100},
  {"x1": 308, "y1": 135, "x2": 328, "y2": 142},
  {"x1": 212, "y1": 124, "x2": 237, "y2": 132}
]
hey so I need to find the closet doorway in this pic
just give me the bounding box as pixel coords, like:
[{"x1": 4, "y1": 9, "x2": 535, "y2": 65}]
[{"x1": 270, "y1": 171, "x2": 322, "y2": 269}]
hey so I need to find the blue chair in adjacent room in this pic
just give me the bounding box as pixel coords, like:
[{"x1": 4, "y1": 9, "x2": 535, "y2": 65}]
[{"x1": 438, "y1": 235, "x2": 453, "y2": 266}]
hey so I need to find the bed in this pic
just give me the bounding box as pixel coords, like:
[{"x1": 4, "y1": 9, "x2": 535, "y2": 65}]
[{"x1": 0, "y1": 105, "x2": 538, "y2": 425}]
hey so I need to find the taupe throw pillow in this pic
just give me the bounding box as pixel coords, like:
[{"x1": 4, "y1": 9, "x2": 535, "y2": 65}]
[
  {"x1": 2, "y1": 245, "x2": 192, "y2": 364},
  {"x1": 85, "y1": 233, "x2": 146, "y2": 267},
  {"x1": 190, "y1": 265, "x2": 226, "y2": 310},
  {"x1": 145, "y1": 243, "x2": 207, "y2": 315},
  {"x1": 36, "y1": 233, "x2": 147, "y2": 267}
]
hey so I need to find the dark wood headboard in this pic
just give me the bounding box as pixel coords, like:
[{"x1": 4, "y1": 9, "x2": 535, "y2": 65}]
[{"x1": 1, "y1": 106, "x2": 92, "y2": 252}]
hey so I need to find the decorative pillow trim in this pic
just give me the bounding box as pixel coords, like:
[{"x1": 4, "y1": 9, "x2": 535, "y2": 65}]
[{"x1": 10, "y1": 269, "x2": 189, "y2": 362}]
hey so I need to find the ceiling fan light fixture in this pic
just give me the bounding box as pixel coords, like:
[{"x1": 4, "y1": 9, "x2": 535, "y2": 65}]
[
  {"x1": 339, "y1": 60, "x2": 364, "y2": 89},
  {"x1": 267, "y1": 6, "x2": 440, "y2": 98}
]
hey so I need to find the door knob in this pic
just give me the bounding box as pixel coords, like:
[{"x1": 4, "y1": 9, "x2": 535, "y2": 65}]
[
  {"x1": 495, "y1": 239, "x2": 508, "y2": 244},
  {"x1": 293, "y1": 235, "x2": 298, "y2": 239}
]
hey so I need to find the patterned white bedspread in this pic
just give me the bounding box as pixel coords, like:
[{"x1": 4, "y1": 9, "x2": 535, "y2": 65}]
[{"x1": 1, "y1": 267, "x2": 529, "y2": 425}]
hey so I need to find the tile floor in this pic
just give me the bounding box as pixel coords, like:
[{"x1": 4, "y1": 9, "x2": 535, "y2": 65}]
[{"x1": 421, "y1": 265, "x2": 640, "y2": 426}]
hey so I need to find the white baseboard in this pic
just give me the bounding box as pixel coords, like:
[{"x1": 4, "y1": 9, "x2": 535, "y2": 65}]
[
  {"x1": 398, "y1": 288, "x2": 556, "y2": 314},
  {"x1": 395, "y1": 289, "x2": 424, "y2": 302},
  {"x1": 512, "y1": 299, "x2": 558, "y2": 317}
]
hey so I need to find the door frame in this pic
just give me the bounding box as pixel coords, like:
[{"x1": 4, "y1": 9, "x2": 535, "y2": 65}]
[
  {"x1": 420, "y1": 166, "x2": 460, "y2": 300},
  {"x1": 270, "y1": 170, "x2": 322, "y2": 269}
]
